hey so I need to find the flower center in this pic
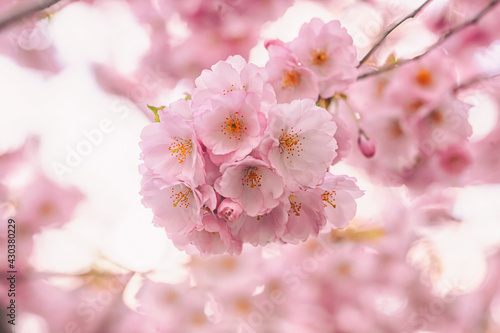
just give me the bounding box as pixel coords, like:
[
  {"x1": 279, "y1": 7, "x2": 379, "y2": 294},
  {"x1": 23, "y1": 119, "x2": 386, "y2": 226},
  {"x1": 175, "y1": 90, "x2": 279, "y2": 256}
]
[
  {"x1": 189, "y1": 310, "x2": 206, "y2": 326},
  {"x1": 256, "y1": 213, "x2": 268, "y2": 221},
  {"x1": 289, "y1": 195, "x2": 302, "y2": 216},
  {"x1": 170, "y1": 187, "x2": 192, "y2": 208},
  {"x1": 415, "y1": 68, "x2": 433, "y2": 87},
  {"x1": 281, "y1": 70, "x2": 301, "y2": 90},
  {"x1": 406, "y1": 99, "x2": 425, "y2": 114},
  {"x1": 39, "y1": 202, "x2": 54, "y2": 217},
  {"x1": 321, "y1": 190, "x2": 337, "y2": 209},
  {"x1": 311, "y1": 49, "x2": 329, "y2": 66},
  {"x1": 241, "y1": 167, "x2": 262, "y2": 188},
  {"x1": 428, "y1": 109, "x2": 444, "y2": 126},
  {"x1": 222, "y1": 84, "x2": 246, "y2": 95},
  {"x1": 168, "y1": 137, "x2": 193, "y2": 163},
  {"x1": 220, "y1": 112, "x2": 247, "y2": 140},
  {"x1": 279, "y1": 127, "x2": 304, "y2": 161},
  {"x1": 235, "y1": 297, "x2": 253, "y2": 315},
  {"x1": 389, "y1": 120, "x2": 404, "y2": 139}
]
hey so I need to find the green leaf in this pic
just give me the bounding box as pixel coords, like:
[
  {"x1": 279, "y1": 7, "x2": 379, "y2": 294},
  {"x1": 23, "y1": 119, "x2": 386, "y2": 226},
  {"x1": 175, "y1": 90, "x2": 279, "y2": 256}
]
[{"x1": 147, "y1": 105, "x2": 165, "y2": 123}]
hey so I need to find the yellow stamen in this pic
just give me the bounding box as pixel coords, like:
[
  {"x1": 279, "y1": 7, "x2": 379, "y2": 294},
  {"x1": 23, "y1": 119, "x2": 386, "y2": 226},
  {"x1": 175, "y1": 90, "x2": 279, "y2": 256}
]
[
  {"x1": 321, "y1": 190, "x2": 337, "y2": 209},
  {"x1": 289, "y1": 195, "x2": 302, "y2": 216},
  {"x1": 311, "y1": 49, "x2": 329, "y2": 66},
  {"x1": 279, "y1": 127, "x2": 304, "y2": 161},
  {"x1": 168, "y1": 137, "x2": 193, "y2": 163},
  {"x1": 220, "y1": 112, "x2": 247, "y2": 140},
  {"x1": 241, "y1": 167, "x2": 262, "y2": 188},
  {"x1": 281, "y1": 70, "x2": 302, "y2": 89},
  {"x1": 170, "y1": 187, "x2": 192, "y2": 208}
]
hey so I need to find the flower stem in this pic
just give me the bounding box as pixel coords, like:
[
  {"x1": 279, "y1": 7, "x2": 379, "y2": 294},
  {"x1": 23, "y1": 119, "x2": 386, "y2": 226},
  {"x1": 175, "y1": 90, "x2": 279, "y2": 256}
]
[
  {"x1": 0, "y1": 0, "x2": 64, "y2": 32},
  {"x1": 358, "y1": 0, "x2": 434, "y2": 67},
  {"x1": 358, "y1": 0, "x2": 500, "y2": 80}
]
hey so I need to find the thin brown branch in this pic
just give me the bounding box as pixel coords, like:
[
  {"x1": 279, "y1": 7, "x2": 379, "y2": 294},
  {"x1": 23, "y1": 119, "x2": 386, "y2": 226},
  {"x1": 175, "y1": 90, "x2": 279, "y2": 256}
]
[
  {"x1": 358, "y1": 0, "x2": 434, "y2": 67},
  {"x1": 453, "y1": 72, "x2": 500, "y2": 93},
  {"x1": 358, "y1": 0, "x2": 500, "y2": 80},
  {"x1": 0, "y1": 0, "x2": 64, "y2": 32}
]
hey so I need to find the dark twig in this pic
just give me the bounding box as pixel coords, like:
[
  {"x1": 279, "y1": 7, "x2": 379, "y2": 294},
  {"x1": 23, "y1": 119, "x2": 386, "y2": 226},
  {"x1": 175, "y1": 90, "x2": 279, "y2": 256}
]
[
  {"x1": 358, "y1": 0, "x2": 500, "y2": 80},
  {"x1": 453, "y1": 72, "x2": 500, "y2": 93},
  {"x1": 358, "y1": 0, "x2": 434, "y2": 67},
  {"x1": 0, "y1": 0, "x2": 64, "y2": 32}
]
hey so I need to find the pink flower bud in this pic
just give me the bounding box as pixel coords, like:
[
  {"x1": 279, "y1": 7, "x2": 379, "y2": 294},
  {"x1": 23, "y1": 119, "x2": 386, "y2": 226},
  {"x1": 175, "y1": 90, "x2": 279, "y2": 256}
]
[
  {"x1": 217, "y1": 199, "x2": 243, "y2": 223},
  {"x1": 264, "y1": 38, "x2": 285, "y2": 49},
  {"x1": 358, "y1": 131, "x2": 376, "y2": 158}
]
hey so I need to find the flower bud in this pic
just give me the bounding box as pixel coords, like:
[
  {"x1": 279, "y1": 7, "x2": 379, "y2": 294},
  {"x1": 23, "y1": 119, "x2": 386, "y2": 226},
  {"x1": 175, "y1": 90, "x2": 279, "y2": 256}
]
[
  {"x1": 217, "y1": 199, "x2": 243, "y2": 223},
  {"x1": 358, "y1": 131, "x2": 375, "y2": 158}
]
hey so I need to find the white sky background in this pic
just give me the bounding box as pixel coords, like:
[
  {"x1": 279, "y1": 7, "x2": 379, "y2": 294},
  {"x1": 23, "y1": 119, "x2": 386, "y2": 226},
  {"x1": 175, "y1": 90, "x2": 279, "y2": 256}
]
[{"x1": 1, "y1": 0, "x2": 500, "y2": 302}]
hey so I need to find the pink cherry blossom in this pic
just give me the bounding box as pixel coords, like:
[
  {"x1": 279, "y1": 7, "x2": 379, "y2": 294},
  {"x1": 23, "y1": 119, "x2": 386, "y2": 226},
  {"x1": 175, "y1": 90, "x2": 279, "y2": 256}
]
[
  {"x1": 159, "y1": 98, "x2": 195, "y2": 122},
  {"x1": 260, "y1": 99, "x2": 338, "y2": 191},
  {"x1": 231, "y1": 203, "x2": 289, "y2": 246},
  {"x1": 214, "y1": 156, "x2": 285, "y2": 216},
  {"x1": 171, "y1": 213, "x2": 243, "y2": 256},
  {"x1": 136, "y1": 278, "x2": 214, "y2": 331},
  {"x1": 15, "y1": 173, "x2": 83, "y2": 232},
  {"x1": 265, "y1": 40, "x2": 320, "y2": 103},
  {"x1": 140, "y1": 172, "x2": 216, "y2": 234},
  {"x1": 385, "y1": 50, "x2": 456, "y2": 116},
  {"x1": 287, "y1": 18, "x2": 358, "y2": 98},
  {"x1": 140, "y1": 112, "x2": 206, "y2": 186},
  {"x1": 191, "y1": 54, "x2": 276, "y2": 112},
  {"x1": 193, "y1": 90, "x2": 266, "y2": 165},
  {"x1": 331, "y1": 113, "x2": 353, "y2": 165},
  {"x1": 281, "y1": 188, "x2": 326, "y2": 243},
  {"x1": 318, "y1": 174, "x2": 363, "y2": 229}
]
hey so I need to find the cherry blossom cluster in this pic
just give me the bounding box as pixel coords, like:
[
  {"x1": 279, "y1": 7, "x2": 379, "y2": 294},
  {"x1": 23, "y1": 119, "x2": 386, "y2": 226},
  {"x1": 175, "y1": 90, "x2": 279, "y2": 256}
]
[
  {"x1": 139, "y1": 19, "x2": 364, "y2": 256},
  {"x1": 344, "y1": 49, "x2": 473, "y2": 192}
]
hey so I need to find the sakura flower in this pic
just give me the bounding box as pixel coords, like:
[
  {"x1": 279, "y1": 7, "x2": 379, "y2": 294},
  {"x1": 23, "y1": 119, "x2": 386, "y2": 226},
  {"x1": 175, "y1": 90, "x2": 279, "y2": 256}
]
[
  {"x1": 159, "y1": 98, "x2": 195, "y2": 122},
  {"x1": 287, "y1": 18, "x2": 358, "y2": 98},
  {"x1": 385, "y1": 50, "x2": 456, "y2": 116},
  {"x1": 331, "y1": 113, "x2": 353, "y2": 165},
  {"x1": 265, "y1": 40, "x2": 320, "y2": 103},
  {"x1": 414, "y1": 97, "x2": 472, "y2": 149},
  {"x1": 192, "y1": 214, "x2": 243, "y2": 255},
  {"x1": 15, "y1": 173, "x2": 83, "y2": 232},
  {"x1": 214, "y1": 156, "x2": 285, "y2": 216},
  {"x1": 231, "y1": 203, "x2": 289, "y2": 246},
  {"x1": 260, "y1": 99, "x2": 338, "y2": 191},
  {"x1": 136, "y1": 278, "x2": 214, "y2": 332},
  {"x1": 140, "y1": 173, "x2": 216, "y2": 235},
  {"x1": 281, "y1": 188, "x2": 326, "y2": 243},
  {"x1": 140, "y1": 112, "x2": 205, "y2": 186},
  {"x1": 171, "y1": 213, "x2": 243, "y2": 256},
  {"x1": 191, "y1": 54, "x2": 276, "y2": 113},
  {"x1": 318, "y1": 174, "x2": 363, "y2": 229},
  {"x1": 194, "y1": 90, "x2": 266, "y2": 165}
]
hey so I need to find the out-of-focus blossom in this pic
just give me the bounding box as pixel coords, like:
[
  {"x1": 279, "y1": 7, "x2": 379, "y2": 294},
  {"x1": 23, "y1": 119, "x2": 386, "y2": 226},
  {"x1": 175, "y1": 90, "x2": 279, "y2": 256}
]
[
  {"x1": 287, "y1": 18, "x2": 358, "y2": 98},
  {"x1": 265, "y1": 40, "x2": 320, "y2": 103}
]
